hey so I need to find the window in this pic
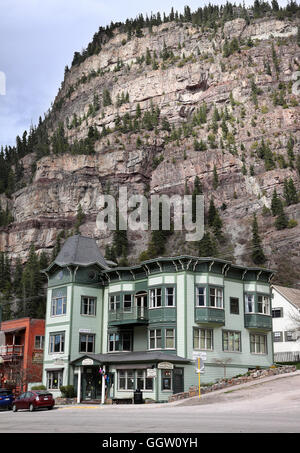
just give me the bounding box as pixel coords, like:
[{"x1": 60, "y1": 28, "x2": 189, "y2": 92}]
[
  {"x1": 230, "y1": 297, "x2": 239, "y2": 315},
  {"x1": 149, "y1": 288, "x2": 162, "y2": 308},
  {"x1": 165, "y1": 287, "x2": 175, "y2": 307},
  {"x1": 47, "y1": 370, "x2": 63, "y2": 390},
  {"x1": 109, "y1": 294, "x2": 120, "y2": 311},
  {"x1": 49, "y1": 332, "x2": 65, "y2": 353},
  {"x1": 118, "y1": 370, "x2": 134, "y2": 390},
  {"x1": 245, "y1": 294, "x2": 255, "y2": 313},
  {"x1": 149, "y1": 329, "x2": 162, "y2": 349},
  {"x1": 285, "y1": 331, "x2": 296, "y2": 342},
  {"x1": 273, "y1": 331, "x2": 283, "y2": 342},
  {"x1": 136, "y1": 370, "x2": 153, "y2": 391},
  {"x1": 34, "y1": 335, "x2": 44, "y2": 350},
  {"x1": 79, "y1": 334, "x2": 95, "y2": 353},
  {"x1": 51, "y1": 297, "x2": 67, "y2": 316},
  {"x1": 257, "y1": 295, "x2": 270, "y2": 315},
  {"x1": 272, "y1": 308, "x2": 283, "y2": 318},
  {"x1": 209, "y1": 287, "x2": 223, "y2": 308},
  {"x1": 123, "y1": 294, "x2": 133, "y2": 312},
  {"x1": 196, "y1": 287, "x2": 206, "y2": 307},
  {"x1": 193, "y1": 328, "x2": 213, "y2": 350},
  {"x1": 108, "y1": 332, "x2": 132, "y2": 352},
  {"x1": 223, "y1": 330, "x2": 241, "y2": 352},
  {"x1": 250, "y1": 334, "x2": 267, "y2": 354},
  {"x1": 81, "y1": 297, "x2": 96, "y2": 316},
  {"x1": 165, "y1": 329, "x2": 175, "y2": 349},
  {"x1": 162, "y1": 370, "x2": 172, "y2": 391}
]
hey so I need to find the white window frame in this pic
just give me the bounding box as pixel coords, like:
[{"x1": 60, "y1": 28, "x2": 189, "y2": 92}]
[
  {"x1": 250, "y1": 333, "x2": 267, "y2": 354},
  {"x1": 136, "y1": 370, "x2": 153, "y2": 391},
  {"x1": 257, "y1": 295, "x2": 270, "y2": 315},
  {"x1": 81, "y1": 296, "x2": 96, "y2": 316},
  {"x1": 123, "y1": 294, "x2": 133, "y2": 312},
  {"x1": 108, "y1": 332, "x2": 132, "y2": 352},
  {"x1": 49, "y1": 332, "x2": 65, "y2": 354},
  {"x1": 34, "y1": 335, "x2": 44, "y2": 350},
  {"x1": 109, "y1": 294, "x2": 120, "y2": 311},
  {"x1": 149, "y1": 328, "x2": 162, "y2": 350},
  {"x1": 149, "y1": 288, "x2": 162, "y2": 308},
  {"x1": 245, "y1": 294, "x2": 255, "y2": 313},
  {"x1": 165, "y1": 287, "x2": 175, "y2": 307},
  {"x1": 193, "y1": 328, "x2": 213, "y2": 350},
  {"x1": 165, "y1": 328, "x2": 175, "y2": 349},
  {"x1": 209, "y1": 287, "x2": 223, "y2": 308},
  {"x1": 79, "y1": 333, "x2": 95, "y2": 353},
  {"x1": 118, "y1": 370, "x2": 135, "y2": 391},
  {"x1": 223, "y1": 330, "x2": 241, "y2": 353},
  {"x1": 51, "y1": 297, "x2": 67, "y2": 316},
  {"x1": 46, "y1": 370, "x2": 63, "y2": 390},
  {"x1": 196, "y1": 286, "x2": 206, "y2": 307}
]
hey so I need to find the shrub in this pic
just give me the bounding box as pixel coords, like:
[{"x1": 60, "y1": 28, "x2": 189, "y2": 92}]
[
  {"x1": 60, "y1": 385, "x2": 76, "y2": 398},
  {"x1": 31, "y1": 385, "x2": 46, "y2": 390},
  {"x1": 287, "y1": 219, "x2": 298, "y2": 228}
]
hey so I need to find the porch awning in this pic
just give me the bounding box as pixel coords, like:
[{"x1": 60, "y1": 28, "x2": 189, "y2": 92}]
[
  {"x1": 71, "y1": 351, "x2": 191, "y2": 367},
  {"x1": 2, "y1": 327, "x2": 26, "y2": 334}
]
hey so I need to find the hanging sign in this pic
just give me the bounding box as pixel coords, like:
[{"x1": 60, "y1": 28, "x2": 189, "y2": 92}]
[
  {"x1": 82, "y1": 358, "x2": 94, "y2": 366},
  {"x1": 157, "y1": 362, "x2": 173, "y2": 370}
]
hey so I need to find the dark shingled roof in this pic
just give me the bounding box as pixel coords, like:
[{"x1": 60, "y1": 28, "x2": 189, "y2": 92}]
[
  {"x1": 71, "y1": 351, "x2": 191, "y2": 365},
  {"x1": 54, "y1": 235, "x2": 109, "y2": 269}
]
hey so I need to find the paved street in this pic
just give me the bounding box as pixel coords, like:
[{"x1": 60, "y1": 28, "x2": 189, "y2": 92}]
[{"x1": 1, "y1": 372, "x2": 300, "y2": 434}]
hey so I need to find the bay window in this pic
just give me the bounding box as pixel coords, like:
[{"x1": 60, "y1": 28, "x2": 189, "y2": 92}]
[{"x1": 149, "y1": 288, "x2": 162, "y2": 308}]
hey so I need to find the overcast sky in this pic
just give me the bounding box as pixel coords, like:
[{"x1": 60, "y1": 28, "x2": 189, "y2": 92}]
[{"x1": 0, "y1": 0, "x2": 290, "y2": 149}]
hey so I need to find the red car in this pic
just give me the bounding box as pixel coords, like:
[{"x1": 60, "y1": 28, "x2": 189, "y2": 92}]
[{"x1": 12, "y1": 390, "x2": 55, "y2": 412}]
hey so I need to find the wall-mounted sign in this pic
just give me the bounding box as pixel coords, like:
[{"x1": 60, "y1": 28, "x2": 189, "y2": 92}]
[
  {"x1": 54, "y1": 358, "x2": 64, "y2": 366},
  {"x1": 32, "y1": 352, "x2": 43, "y2": 363},
  {"x1": 147, "y1": 368, "x2": 157, "y2": 378},
  {"x1": 79, "y1": 329, "x2": 91, "y2": 333},
  {"x1": 82, "y1": 358, "x2": 94, "y2": 366},
  {"x1": 157, "y1": 362, "x2": 173, "y2": 370}
]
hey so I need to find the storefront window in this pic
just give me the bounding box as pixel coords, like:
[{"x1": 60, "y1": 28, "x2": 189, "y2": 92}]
[
  {"x1": 47, "y1": 370, "x2": 63, "y2": 389},
  {"x1": 118, "y1": 370, "x2": 134, "y2": 390},
  {"x1": 162, "y1": 370, "x2": 172, "y2": 391}
]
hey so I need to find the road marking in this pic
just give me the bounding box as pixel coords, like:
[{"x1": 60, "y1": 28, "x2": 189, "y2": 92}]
[{"x1": 58, "y1": 405, "x2": 103, "y2": 410}]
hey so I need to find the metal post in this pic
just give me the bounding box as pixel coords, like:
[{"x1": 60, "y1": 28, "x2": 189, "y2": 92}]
[
  {"x1": 101, "y1": 365, "x2": 106, "y2": 405},
  {"x1": 77, "y1": 366, "x2": 82, "y2": 404},
  {"x1": 198, "y1": 357, "x2": 201, "y2": 399}
]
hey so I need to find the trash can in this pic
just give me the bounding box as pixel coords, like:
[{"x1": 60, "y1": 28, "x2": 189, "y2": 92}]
[{"x1": 133, "y1": 388, "x2": 143, "y2": 404}]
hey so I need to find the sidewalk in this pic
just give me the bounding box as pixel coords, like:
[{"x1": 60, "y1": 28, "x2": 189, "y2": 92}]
[{"x1": 55, "y1": 370, "x2": 300, "y2": 410}]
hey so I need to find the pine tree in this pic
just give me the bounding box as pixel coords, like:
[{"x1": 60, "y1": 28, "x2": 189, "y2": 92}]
[
  {"x1": 198, "y1": 232, "x2": 217, "y2": 257},
  {"x1": 271, "y1": 188, "x2": 281, "y2": 216},
  {"x1": 208, "y1": 198, "x2": 217, "y2": 227},
  {"x1": 213, "y1": 165, "x2": 219, "y2": 189},
  {"x1": 251, "y1": 214, "x2": 266, "y2": 265},
  {"x1": 274, "y1": 201, "x2": 289, "y2": 230},
  {"x1": 74, "y1": 204, "x2": 85, "y2": 234},
  {"x1": 192, "y1": 176, "x2": 203, "y2": 223}
]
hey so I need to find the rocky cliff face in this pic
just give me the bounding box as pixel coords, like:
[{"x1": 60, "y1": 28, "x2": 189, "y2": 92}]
[{"x1": 1, "y1": 16, "x2": 300, "y2": 284}]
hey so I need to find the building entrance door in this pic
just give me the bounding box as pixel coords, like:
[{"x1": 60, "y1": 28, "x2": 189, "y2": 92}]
[
  {"x1": 82, "y1": 367, "x2": 102, "y2": 401},
  {"x1": 173, "y1": 367, "x2": 184, "y2": 394},
  {"x1": 135, "y1": 292, "x2": 147, "y2": 319}
]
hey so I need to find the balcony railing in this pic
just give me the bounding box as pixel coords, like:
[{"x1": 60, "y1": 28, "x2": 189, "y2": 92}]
[
  {"x1": 108, "y1": 307, "x2": 148, "y2": 326},
  {"x1": 195, "y1": 307, "x2": 225, "y2": 325},
  {"x1": 0, "y1": 345, "x2": 24, "y2": 358},
  {"x1": 244, "y1": 313, "x2": 272, "y2": 330}
]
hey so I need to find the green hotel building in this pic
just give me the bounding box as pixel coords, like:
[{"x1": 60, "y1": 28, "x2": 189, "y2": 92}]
[{"x1": 42, "y1": 235, "x2": 274, "y2": 403}]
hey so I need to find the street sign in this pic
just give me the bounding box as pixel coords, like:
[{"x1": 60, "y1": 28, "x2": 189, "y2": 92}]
[{"x1": 192, "y1": 351, "x2": 207, "y2": 361}]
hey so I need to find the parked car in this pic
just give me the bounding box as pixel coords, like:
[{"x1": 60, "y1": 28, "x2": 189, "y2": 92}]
[
  {"x1": 0, "y1": 388, "x2": 14, "y2": 410},
  {"x1": 12, "y1": 390, "x2": 55, "y2": 412}
]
